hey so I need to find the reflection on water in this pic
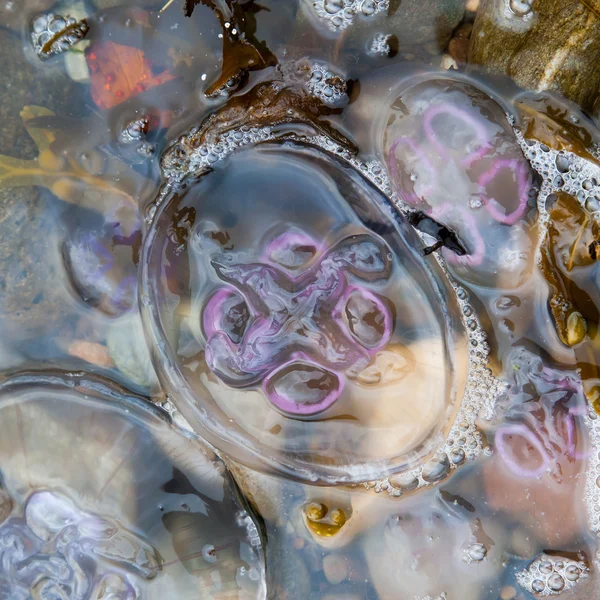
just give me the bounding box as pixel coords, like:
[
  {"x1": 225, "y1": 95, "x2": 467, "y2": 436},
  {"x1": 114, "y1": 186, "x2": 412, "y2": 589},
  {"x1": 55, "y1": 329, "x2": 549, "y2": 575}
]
[{"x1": 1, "y1": 0, "x2": 600, "y2": 598}]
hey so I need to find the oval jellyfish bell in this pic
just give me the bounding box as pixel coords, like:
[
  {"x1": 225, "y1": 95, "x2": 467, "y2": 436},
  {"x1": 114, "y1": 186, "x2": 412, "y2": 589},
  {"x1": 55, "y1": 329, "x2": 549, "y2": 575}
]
[
  {"x1": 141, "y1": 140, "x2": 474, "y2": 485},
  {"x1": 381, "y1": 75, "x2": 539, "y2": 290},
  {"x1": 0, "y1": 373, "x2": 265, "y2": 600}
]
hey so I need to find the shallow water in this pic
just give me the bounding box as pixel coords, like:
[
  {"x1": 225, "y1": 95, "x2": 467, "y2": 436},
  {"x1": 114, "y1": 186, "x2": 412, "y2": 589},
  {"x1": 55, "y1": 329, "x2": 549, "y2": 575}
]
[{"x1": 2, "y1": 0, "x2": 600, "y2": 598}]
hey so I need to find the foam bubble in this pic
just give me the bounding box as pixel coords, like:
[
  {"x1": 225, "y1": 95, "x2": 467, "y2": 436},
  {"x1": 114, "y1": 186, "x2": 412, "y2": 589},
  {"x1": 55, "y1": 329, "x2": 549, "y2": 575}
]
[
  {"x1": 516, "y1": 553, "x2": 588, "y2": 596},
  {"x1": 309, "y1": 0, "x2": 388, "y2": 32}
]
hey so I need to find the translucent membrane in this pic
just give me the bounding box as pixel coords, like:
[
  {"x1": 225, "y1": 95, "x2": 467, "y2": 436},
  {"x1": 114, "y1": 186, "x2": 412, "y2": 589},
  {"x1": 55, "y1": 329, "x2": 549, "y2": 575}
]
[
  {"x1": 381, "y1": 75, "x2": 538, "y2": 290},
  {"x1": 0, "y1": 373, "x2": 265, "y2": 599},
  {"x1": 141, "y1": 141, "x2": 469, "y2": 484}
]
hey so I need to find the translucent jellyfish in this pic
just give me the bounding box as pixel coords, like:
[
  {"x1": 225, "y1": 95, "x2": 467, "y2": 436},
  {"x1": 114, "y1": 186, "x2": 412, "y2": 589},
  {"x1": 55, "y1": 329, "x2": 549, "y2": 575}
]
[
  {"x1": 141, "y1": 141, "x2": 470, "y2": 484},
  {"x1": 0, "y1": 373, "x2": 265, "y2": 599},
  {"x1": 362, "y1": 496, "x2": 504, "y2": 599},
  {"x1": 382, "y1": 76, "x2": 539, "y2": 289},
  {"x1": 62, "y1": 211, "x2": 141, "y2": 317},
  {"x1": 483, "y1": 348, "x2": 589, "y2": 546}
]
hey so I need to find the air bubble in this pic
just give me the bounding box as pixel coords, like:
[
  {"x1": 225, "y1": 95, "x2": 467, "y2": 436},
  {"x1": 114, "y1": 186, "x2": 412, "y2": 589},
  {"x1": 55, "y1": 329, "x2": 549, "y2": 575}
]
[
  {"x1": 202, "y1": 544, "x2": 217, "y2": 563},
  {"x1": 449, "y1": 449, "x2": 465, "y2": 464},
  {"x1": 539, "y1": 561, "x2": 553, "y2": 575},
  {"x1": 555, "y1": 155, "x2": 571, "y2": 173},
  {"x1": 548, "y1": 574, "x2": 565, "y2": 592},
  {"x1": 508, "y1": 0, "x2": 533, "y2": 15},
  {"x1": 565, "y1": 565, "x2": 580, "y2": 581},
  {"x1": 467, "y1": 543, "x2": 487, "y2": 562},
  {"x1": 531, "y1": 579, "x2": 545, "y2": 593},
  {"x1": 422, "y1": 454, "x2": 450, "y2": 483},
  {"x1": 388, "y1": 473, "x2": 419, "y2": 491}
]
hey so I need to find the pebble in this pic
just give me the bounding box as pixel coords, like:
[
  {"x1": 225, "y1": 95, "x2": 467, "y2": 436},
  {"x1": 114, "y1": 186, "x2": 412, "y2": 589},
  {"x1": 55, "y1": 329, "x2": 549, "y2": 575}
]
[
  {"x1": 323, "y1": 553, "x2": 349, "y2": 585},
  {"x1": 500, "y1": 585, "x2": 517, "y2": 600}
]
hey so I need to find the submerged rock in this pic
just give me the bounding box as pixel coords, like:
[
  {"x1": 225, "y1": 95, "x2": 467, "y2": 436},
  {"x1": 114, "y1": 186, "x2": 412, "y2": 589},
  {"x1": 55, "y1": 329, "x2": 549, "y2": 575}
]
[
  {"x1": 469, "y1": 0, "x2": 600, "y2": 113},
  {"x1": 0, "y1": 29, "x2": 75, "y2": 338},
  {"x1": 0, "y1": 185, "x2": 70, "y2": 341}
]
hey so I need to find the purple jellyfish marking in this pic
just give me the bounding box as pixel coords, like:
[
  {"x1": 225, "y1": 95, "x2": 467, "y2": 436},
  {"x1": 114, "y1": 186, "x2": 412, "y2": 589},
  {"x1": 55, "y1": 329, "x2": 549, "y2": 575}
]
[
  {"x1": 203, "y1": 288, "x2": 252, "y2": 345},
  {"x1": 202, "y1": 231, "x2": 394, "y2": 416},
  {"x1": 422, "y1": 103, "x2": 491, "y2": 167},
  {"x1": 0, "y1": 490, "x2": 158, "y2": 599},
  {"x1": 263, "y1": 356, "x2": 343, "y2": 416},
  {"x1": 65, "y1": 226, "x2": 140, "y2": 317},
  {"x1": 478, "y1": 158, "x2": 531, "y2": 226},
  {"x1": 263, "y1": 229, "x2": 321, "y2": 270},
  {"x1": 564, "y1": 405, "x2": 591, "y2": 461},
  {"x1": 495, "y1": 423, "x2": 553, "y2": 479},
  {"x1": 337, "y1": 286, "x2": 393, "y2": 351}
]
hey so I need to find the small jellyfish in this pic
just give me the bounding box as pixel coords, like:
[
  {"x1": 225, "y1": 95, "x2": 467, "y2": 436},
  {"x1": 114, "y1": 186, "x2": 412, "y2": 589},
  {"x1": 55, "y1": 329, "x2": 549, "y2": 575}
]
[
  {"x1": 62, "y1": 218, "x2": 140, "y2": 317},
  {"x1": 383, "y1": 77, "x2": 538, "y2": 289}
]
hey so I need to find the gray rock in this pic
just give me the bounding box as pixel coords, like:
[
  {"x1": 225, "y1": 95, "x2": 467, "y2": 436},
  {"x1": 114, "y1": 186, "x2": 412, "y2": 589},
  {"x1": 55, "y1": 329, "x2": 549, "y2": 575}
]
[
  {"x1": 0, "y1": 187, "x2": 67, "y2": 339},
  {"x1": 0, "y1": 29, "x2": 73, "y2": 158},
  {"x1": 469, "y1": 0, "x2": 600, "y2": 113},
  {"x1": 389, "y1": 0, "x2": 466, "y2": 48},
  {"x1": 0, "y1": 29, "x2": 76, "y2": 338},
  {"x1": 0, "y1": 0, "x2": 56, "y2": 32}
]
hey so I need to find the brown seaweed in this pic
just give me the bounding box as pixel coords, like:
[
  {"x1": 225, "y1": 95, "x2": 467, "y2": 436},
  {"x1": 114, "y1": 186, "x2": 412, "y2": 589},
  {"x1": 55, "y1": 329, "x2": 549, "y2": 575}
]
[{"x1": 185, "y1": 0, "x2": 277, "y2": 97}]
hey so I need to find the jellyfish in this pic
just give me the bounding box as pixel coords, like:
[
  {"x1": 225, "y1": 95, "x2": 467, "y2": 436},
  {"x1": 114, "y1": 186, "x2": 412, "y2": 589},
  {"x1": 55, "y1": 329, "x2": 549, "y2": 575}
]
[
  {"x1": 0, "y1": 373, "x2": 266, "y2": 599},
  {"x1": 383, "y1": 76, "x2": 538, "y2": 289},
  {"x1": 141, "y1": 141, "x2": 471, "y2": 485}
]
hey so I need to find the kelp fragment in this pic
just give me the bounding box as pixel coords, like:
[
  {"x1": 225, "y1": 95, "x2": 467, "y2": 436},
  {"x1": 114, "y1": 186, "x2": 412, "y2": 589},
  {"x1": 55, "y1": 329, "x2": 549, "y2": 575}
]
[
  {"x1": 517, "y1": 99, "x2": 600, "y2": 166},
  {"x1": 161, "y1": 70, "x2": 357, "y2": 179},
  {"x1": 540, "y1": 192, "x2": 600, "y2": 346},
  {"x1": 184, "y1": 0, "x2": 276, "y2": 97},
  {"x1": 540, "y1": 192, "x2": 600, "y2": 412},
  {"x1": 0, "y1": 106, "x2": 141, "y2": 218}
]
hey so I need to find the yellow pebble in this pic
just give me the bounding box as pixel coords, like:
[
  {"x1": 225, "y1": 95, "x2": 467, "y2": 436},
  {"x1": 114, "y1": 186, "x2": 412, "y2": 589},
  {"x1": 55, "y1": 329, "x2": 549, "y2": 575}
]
[
  {"x1": 500, "y1": 586, "x2": 517, "y2": 600},
  {"x1": 566, "y1": 311, "x2": 586, "y2": 346}
]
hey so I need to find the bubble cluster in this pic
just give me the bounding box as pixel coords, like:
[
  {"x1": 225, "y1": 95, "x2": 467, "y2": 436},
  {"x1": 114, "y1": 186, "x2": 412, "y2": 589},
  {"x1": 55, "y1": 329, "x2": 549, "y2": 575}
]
[
  {"x1": 512, "y1": 125, "x2": 600, "y2": 227},
  {"x1": 305, "y1": 63, "x2": 348, "y2": 105},
  {"x1": 0, "y1": 490, "x2": 157, "y2": 599},
  {"x1": 369, "y1": 33, "x2": 393, "y2": 56},
  {"x1": 516, "y1": 554, "x2": 588, "y2": 597},
  {"x1": 31, "y1": 13, "x2": 89, "y2": 59},
  {"x1": 309, "y1": 0, "x2": 389, "y2": 32}
]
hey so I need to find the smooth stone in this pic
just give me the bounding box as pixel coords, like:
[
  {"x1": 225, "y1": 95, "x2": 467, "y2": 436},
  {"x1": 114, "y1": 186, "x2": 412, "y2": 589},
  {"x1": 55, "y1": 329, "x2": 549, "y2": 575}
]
[
  {"x1": 0, "y1": 187, "x2": 67, "y2": 339},
  {"x1": 0, "y1": 0, "x2": 55, "y2": 31},
  {"x1": 0, "y1": 29, "x2": 77, "y2": 339},
  {"x1": 469, "y1": 0, "x2": 600, "y2": 113}
]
